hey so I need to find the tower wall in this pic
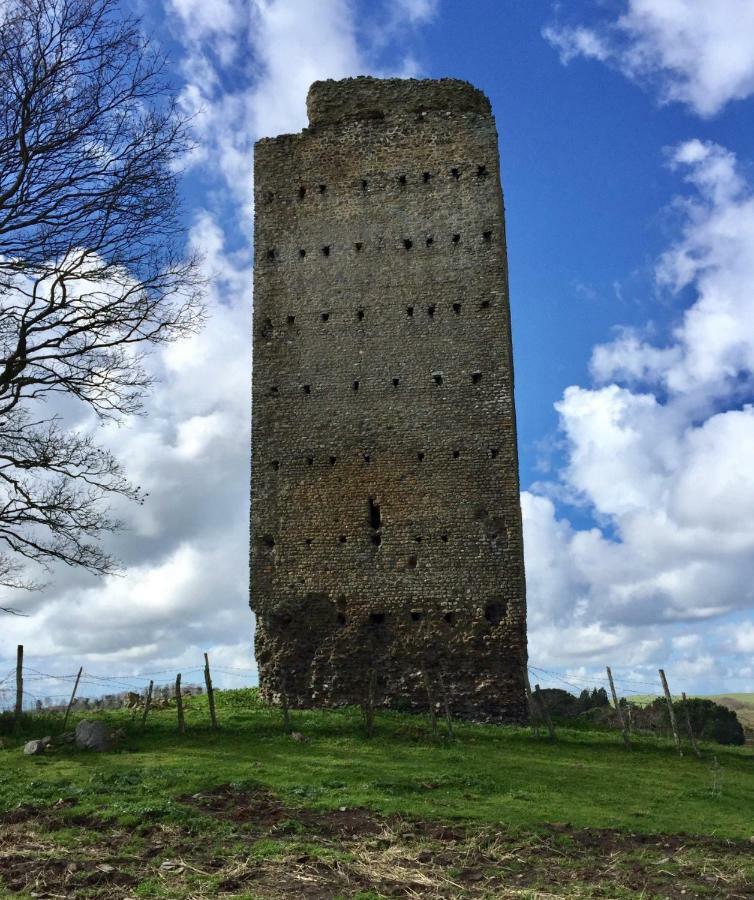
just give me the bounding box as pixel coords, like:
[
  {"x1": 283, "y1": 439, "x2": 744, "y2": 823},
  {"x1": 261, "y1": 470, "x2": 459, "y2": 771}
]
[{"x1": 251, "y1": 77, "x2": 527, "y2": 722}]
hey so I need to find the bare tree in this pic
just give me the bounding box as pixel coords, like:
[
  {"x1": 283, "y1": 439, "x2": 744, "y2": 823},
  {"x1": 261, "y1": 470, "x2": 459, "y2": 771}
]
[{"x1": 0, "y1": 0, "x2": 204, "y2": 596}]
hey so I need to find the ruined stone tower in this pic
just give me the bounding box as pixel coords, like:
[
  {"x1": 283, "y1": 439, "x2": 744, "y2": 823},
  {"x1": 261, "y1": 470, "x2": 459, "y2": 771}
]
[{"x1": 251, "y1": 77, "x2": 527, "y2": 723}]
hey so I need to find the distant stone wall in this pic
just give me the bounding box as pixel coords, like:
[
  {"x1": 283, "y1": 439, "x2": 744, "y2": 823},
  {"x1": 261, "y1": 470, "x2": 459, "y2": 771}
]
[{"x1": 251, "y1": 77, "x2": 527, "y2": 723}]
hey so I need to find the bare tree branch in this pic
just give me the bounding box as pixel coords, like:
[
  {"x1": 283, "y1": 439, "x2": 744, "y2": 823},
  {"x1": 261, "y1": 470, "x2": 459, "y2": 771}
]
[{"x1": 0, "y1": 0, "x2": 206, "y2": 605}]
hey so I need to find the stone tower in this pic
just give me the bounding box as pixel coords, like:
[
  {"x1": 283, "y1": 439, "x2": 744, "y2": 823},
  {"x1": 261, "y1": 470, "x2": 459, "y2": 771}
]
[{"x1": 251, "y1": 77, "x2": 527, "y2": 723}]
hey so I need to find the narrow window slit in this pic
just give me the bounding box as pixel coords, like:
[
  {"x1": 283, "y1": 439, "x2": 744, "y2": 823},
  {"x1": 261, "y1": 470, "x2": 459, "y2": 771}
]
[
  {"x1": 361, "y1": 179, "x2": 368, "y2": 190},
  {"x1": 306, "y1": 456, "x2": 314, "y2": 466},
  {"x1": 357, "y1": 308, "x2": 365, "y2": 321},
  {"x1": 433, "y1": 372, "x2": 443, "y2": 385},
  {"x1": 363, "y1": 453, "x2": 371, "y2": 464},
  {"x1": 403, "y1": 238, "x2": 413, "y2": 250},
  {"x1": 368, "y1": 497, "x2": 381, "y2": 530},
  {"x1": 417, "y1": 451, "x2": 425, "y2": 462},
  {"x1": 266, "y1": 249, "x2": 276, "y2": 260},
  {"x1": 338, "y1": 535, "x2": 347, "y2": 544},
  {"x1": 452, "y1": 233, "x2": 460, "y2": 244},
  {"x1": 287, "y1": 315, "x2": 295, "y2": 325},
  {"x1": 262, "y1": 534, "x2": 275, "y2": 549},
  {"x1": 444, "y1": 611, "x2": 456, "y2": 625},
  {"x1": 441, "y1": 533, "x2": 448, "y2": 542},
  {"x1": 321, "y1": 312, "x2": 330, "y2": 322},
  {"x1": 452, "y1": 302, "x2": 461, "y2": 315},
  {"x1": 426, "y1": 236, "x2": 434, "y2": 247},
  {"x1": 299, "y1": 249, "x2": 306, "y2": 258},
  {"x1": 422, "y1": 171, "x2": 431, "y2": 183},
  {"x1": 477, "y1": 165, "x2": 488, "y2": 178},
  {"x1": 490, "y1": 447, "x2": 499, "y2": 459},
  {"x1": 355, "y1": 241, "x2": 363, "y2": 252},
  {"x1": 472, "y1": 371, "x2": 482, "y2": 384},
  {"x1": 271, "y1": 460, "x2": 280, "y2": 470},
  {"x1": 371, "y1": 534, "x2": 382, "y2": 546},
  {"x1": 450, "y1": 167, "x2": 460, "y2": 179},
  {"x1": 270, "y1": 386, "x2": 279, "y2": 395},
  {"x1": 483, "y1": 230, "x2": 492, "y2": 242},
  {"x1": 305, "y1": 538, "x2": 313, "y2": 546},
  {"x1": 452, "y1": 450, "x2": 460, "y2": 459},
  {"x1": 406, "y1": 305, "x2": 414, "y2": 317},
  {"x1": 481, "y1": 299, "x2": 491, "y2": 309},
  {"x1": 352, "y1": 380, "x2": 360, "y2": 392},
  {"x1": 329, "y1": 456, "x2": 337, "y2": 466},
  {"x1": 302, "y1": 383, "x2": 311, "y2": 394},
  {"x1": 398, "y1": 174, "x2": 407, "y2": 185},
  {"x1": 321, "y1": 245, "x2": 330, "y2": 256},
  {"x1": 298, "y1": 186, "x2": 306, "y2": 199},
  {"x1": 392, "y1": 377, "x2": 400, "y2": 387},
  {"x1": 318, "y1": 184, "x2": 326, "y2": 193},
  {"x1": 407, "y1": 555, "x2": 418, "y2": 569},
  {"x1": 427, "y1": 304, "x2": 436, "y2": 318}
]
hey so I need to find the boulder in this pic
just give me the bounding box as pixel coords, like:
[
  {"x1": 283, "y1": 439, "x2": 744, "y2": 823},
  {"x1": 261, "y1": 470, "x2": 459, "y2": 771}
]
[
  {"x1": 23, "y1": 736, "x2": 51, "y2": 755},
  {"x1": 75, "y1": 719, "x2": 111, "y2": 751}
]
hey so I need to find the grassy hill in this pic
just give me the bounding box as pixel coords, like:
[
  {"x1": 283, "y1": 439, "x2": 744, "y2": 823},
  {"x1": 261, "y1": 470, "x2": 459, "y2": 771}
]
[{"x1": 1, "y1": 688, "x2": 752, "y2": 898}]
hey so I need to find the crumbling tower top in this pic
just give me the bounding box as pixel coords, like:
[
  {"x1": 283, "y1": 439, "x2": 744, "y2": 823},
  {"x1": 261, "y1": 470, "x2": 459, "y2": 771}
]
[{"x1": 306, "y1": 76, "x2": 492, "y2": 127}]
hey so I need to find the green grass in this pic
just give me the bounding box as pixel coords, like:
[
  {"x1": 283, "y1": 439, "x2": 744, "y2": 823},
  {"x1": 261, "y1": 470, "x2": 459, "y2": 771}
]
[
  {"x1": 1, "y1": 690, "x2": 752, "y2": 898},
  {"x1": 1, "y1": 688, "x2": 751, "y2": 838}
]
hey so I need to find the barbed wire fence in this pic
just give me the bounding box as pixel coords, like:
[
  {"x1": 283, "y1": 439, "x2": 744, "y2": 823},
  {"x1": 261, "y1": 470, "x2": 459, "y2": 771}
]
[{"x1": 1, "y1": 647, "x2": 677, "y2": 716}]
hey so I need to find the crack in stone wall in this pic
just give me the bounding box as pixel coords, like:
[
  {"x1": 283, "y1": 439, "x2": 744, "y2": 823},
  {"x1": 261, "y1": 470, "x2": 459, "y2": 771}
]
[{"x1": 251, "y1": 77, "x2": 527, "y2": 723}]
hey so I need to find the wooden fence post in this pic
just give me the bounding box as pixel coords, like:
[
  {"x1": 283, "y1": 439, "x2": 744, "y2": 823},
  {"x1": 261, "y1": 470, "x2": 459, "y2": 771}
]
[
  {"x1": 13, "y1": 644, "x2": 23, "y2": 727},
  {"x1": 659, "y1": 669, "x2": 682, "y2": 756},
  {"x1": 203, "y1": 652, "x2": 218, "y2": 730},
  {"x1": 62, "y1": 667, "x2": 83, "y2": 730},
  {"x1": 176, "y1": 673, "x2": 185, "y2": 736},
  {"x1": 522, "y1": 666, "x2": 540, "y2": 736},
  {"x1": 682, "y1": 691, "x2": 701, "y2": 759},
  {"x1": 534, "y1": 683, "x2": 556, "y2": 741},
  {"x1": 421, "y1": 667, "x2": 438, "y2": 738},
  {"x1": 362, "y1": 668, "x2": 376, "y2": 738},
  {"x1": 437, "y1": 669, "x2": 455, "y2": 740},
  {"x1": 280, "y1": 671, "x2": 291, "y2": 734},
  {"x1": 141, "y1": 680, "x2": 154, "y2": 728},
  {"x1": 606, "y1": 666, "x2": 631, "y2": 750}
]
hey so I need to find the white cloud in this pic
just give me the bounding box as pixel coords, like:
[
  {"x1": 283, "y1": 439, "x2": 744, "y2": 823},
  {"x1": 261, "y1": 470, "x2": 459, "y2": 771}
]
[
  {"x1": 544, "y1": 0, "x2": 754, "y2": 117},
  {"x1": 524, "y1": 141, "x2": 754, "y2": 691}
]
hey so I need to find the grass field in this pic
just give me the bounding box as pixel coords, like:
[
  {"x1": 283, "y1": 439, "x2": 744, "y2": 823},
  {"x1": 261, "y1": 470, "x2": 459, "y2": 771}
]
[{"x1": 1, "y1": 688, "x2": 752, "y2": 898}]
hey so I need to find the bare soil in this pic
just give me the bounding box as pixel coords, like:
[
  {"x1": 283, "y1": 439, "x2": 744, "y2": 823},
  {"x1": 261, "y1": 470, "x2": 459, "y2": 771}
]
[{"x1": 1, "y1": 784, "x2": 752, "y2": 899}]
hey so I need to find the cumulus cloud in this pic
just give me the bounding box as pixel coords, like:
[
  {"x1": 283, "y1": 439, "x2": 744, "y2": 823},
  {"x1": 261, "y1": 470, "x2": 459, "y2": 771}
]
[
  {"x1": 544, "y1": 0, "x2": 754, "y2": 117},
  {"x1": 524, "y1": 141, "x2": 754, "y2": 691}
]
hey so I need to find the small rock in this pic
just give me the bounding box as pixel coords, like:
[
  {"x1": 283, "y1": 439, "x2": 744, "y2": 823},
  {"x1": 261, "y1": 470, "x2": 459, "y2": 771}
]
[
  {"x1": 23, "y1": 739, "x2": 47, "y2": 755},
  {"x1": 75, "y1": 720, "x2": 111, "y2": 752},
  {"x1": 96, "y1": 863, "x2": 115, "y2": 873},
  {"x1": 290, "y1": 731, "x2": 309, "y2": 742},
  {"x1": 54, "y1": 731, "x2": 75, "y2": 744}
]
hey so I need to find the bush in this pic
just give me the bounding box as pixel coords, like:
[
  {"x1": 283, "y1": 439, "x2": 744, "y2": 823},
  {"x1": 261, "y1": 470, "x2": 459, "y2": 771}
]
[
  {"x1": 675, "y1": 698, "x2": 745, "y2": 746},
  {"x1": 634, "y1": 698, "x2": 744, "y2": 746}
]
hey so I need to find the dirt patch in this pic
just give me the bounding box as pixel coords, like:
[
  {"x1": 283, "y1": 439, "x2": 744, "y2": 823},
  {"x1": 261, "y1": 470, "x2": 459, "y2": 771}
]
[{"x1": 1, "y1": 787, "x2": 752, "y2": 898}]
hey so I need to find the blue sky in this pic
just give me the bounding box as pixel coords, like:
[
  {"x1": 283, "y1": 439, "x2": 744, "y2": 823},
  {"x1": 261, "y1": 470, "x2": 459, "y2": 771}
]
[{"x1": 3, "y1": 0, "x2": 754, "y2": 706}]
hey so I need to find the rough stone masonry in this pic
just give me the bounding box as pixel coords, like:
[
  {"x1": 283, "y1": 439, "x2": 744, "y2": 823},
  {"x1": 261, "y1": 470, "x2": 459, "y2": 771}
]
[{"x1": 251, "y1": 77, "x2": 527, "y2": 723}]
